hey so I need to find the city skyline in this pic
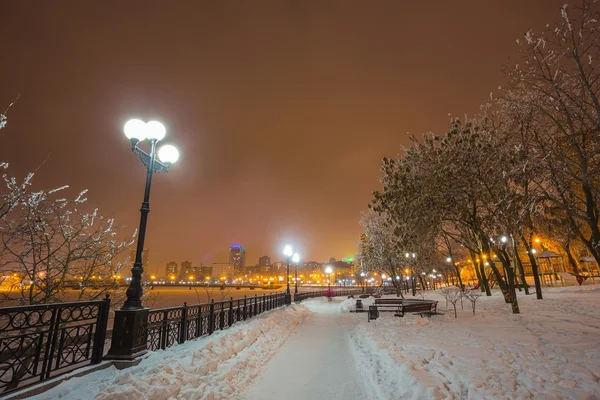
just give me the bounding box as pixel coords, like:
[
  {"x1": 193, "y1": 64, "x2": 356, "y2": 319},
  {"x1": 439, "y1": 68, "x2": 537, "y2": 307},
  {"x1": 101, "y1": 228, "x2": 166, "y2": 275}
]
[{"x1": 0, "y1": 1, "x2": 560, "y2": 269}]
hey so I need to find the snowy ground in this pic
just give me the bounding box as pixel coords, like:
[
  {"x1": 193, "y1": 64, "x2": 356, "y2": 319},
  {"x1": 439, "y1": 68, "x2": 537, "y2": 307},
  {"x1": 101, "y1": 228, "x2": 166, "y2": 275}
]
[
  {"x1": 28, "y1": 286, "x2": 600, "y2": 399},
  {"x1": 349, "y1": 286, "x2": 600, "y2": 399}
]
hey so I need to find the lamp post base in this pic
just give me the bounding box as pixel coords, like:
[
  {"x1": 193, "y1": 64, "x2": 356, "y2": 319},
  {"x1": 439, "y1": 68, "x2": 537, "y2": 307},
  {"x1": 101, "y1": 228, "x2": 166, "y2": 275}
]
[
  {"x1": 105, "y1": 308, "x2": 149, "y2": 361},
  {"x1": 285, "y1": 293, "x2": 292, "y2": 305}
]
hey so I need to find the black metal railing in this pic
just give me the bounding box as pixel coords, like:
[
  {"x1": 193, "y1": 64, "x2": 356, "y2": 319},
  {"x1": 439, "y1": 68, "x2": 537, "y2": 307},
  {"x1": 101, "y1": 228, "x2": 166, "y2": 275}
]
[
  {"x1": 0, "y1": 296, "x2": 110, "y2": 395},
  {"x1": 146, "y1": 293, "x2": 287, "y2": 351}
]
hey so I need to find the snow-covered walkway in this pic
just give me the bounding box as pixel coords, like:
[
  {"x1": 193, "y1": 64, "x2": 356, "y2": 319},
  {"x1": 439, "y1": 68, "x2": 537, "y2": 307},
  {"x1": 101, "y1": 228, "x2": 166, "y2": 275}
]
[{"x1": 244, "y1": 298, "x2": 367, "y2": 400}]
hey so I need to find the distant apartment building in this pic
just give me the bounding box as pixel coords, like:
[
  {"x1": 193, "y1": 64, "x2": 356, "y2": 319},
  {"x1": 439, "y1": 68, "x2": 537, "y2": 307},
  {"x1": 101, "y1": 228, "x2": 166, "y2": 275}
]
[
  {"x1": 258, "y1": 255, "x2": 271, "y2": 267},
  {"x1": 165, "y1": 262, "x2": 178, "y2": 278},
  {"x1": 199, "y1": 264, "x2": 212, "y2": 281},
  {"x1": 212, "y1": 263, "x2": 234, "y2": 282},
  {"x1": 179, "y1": 260, "x2": 197, "y2": 280}
]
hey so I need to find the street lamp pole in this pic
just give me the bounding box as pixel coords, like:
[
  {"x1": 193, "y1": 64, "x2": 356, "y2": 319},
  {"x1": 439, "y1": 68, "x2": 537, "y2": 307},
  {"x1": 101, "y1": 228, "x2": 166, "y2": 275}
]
[
  {"x1": 107, "y1": 119, "x2": 179, "y2": 361},
  {"x1": 123, "y1": 138, "x2": 157, "y2": 310},
  {"x1": 283, "y1": 245, "x2": 293, "y2": 304},
  {"x1": 292, "y1": 253, "x2": 300, "y2": 301}
]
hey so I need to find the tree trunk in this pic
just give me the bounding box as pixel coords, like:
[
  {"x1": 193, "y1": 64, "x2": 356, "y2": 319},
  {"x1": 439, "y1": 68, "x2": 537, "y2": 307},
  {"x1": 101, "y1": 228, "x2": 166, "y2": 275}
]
[
  {"x1": 520, "y1": 234, "x2": 542, "y2": 299},
  {"x1": 477, "y1": 257, "x2": 491, "y2": 296},
  {"x1": 511, "y1": 235, "x2": 529, "y2": 295},
  {"x1": 562, "y1": 241, "x2": 580, "y2": 274},
  {"x1": 499, "y1": 249, "x2": 520, "y2": 313},
  {"x1": 454, "y1": 265, "x2": 464, "y2": 290}
]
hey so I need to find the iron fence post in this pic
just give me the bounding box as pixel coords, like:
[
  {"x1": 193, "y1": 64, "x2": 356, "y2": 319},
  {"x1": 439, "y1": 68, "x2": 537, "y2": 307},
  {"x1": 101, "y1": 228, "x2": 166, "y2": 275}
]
[
  {"x1": 180, "y1": 302, "x2": 188, "y2": 344},
  {"x1": 92, "y1": 294, "x2": 111, "y2": 364},
  {"x1": 208, "y1": 300, "x2": 215, "y2": 335},
  {"x1": 243, "y1": 296, "x2": 247, "y2": 320},
  {"x1": 228, "y1": 298, "x2": 234, "y2": 326}
]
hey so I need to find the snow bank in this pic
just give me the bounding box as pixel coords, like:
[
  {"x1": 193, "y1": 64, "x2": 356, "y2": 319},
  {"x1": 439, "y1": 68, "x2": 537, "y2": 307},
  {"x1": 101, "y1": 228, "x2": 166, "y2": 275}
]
[
  {"x1": 339, "y1": 296, "x2": 374, "y2": 312},
  {"x1": 32, "y1": 304, "x2": 309, "y2": 400},
  {"x1": 348, "y1": 289, "x2": 600, "y2": 399}
]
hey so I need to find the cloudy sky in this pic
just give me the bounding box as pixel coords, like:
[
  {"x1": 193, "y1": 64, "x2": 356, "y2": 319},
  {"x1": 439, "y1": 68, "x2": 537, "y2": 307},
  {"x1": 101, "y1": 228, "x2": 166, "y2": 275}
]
[{"x1": 0, "y1": 0, "x2": 560, "y2": 274}]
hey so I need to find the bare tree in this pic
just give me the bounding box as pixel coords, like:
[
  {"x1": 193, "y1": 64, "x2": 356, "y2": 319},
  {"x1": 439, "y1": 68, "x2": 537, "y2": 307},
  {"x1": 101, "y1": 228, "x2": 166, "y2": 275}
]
[
  {"x1": 462, "y1": 290, "x2": 483, "y2": 315},
  {"x1": 440, "y1": 287, "x2": 462, "y2": 318}
]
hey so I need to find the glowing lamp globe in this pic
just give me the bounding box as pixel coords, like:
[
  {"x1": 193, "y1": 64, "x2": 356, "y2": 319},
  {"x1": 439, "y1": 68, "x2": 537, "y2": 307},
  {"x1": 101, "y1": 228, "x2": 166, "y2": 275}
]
[
  {"x1": 124, "y1": 119, "x2": 147, "y2": 142},
  {"x1": 325, "y1": 266, "x2": 333, "y2": 274},
  {"x1": 158, "y1": 145, "x2": 179, "y2": 164},
  {"x1": 283, "y1": 245, "x2": 293, "y2": 257},
  {"x1": 145, "y1": 121, "x2": 166, "y2": 141},
  {"x1": 292, "y1": 253, "x2": 300, "y2": 263}
]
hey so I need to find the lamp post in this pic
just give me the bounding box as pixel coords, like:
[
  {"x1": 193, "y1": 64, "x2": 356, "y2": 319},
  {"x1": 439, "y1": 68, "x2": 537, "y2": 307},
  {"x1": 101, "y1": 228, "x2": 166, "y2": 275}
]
[
  {"x1": 283, "y1": 245, "x2": 293, "y2": 304},
  {"x1": 292, "y1": 252, "x2": 300, "y2": 301},
  {"x1": 107, "y1": 119, "x2": 179, "y2": 361},
  {"x1": 325, "y1": 266, "x2": 333, "y2": 290}
]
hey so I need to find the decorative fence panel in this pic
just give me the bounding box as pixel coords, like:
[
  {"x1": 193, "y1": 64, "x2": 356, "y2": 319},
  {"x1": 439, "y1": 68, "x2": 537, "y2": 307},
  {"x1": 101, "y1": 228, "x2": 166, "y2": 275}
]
[
  {"x1": 146, "y1": 293, "x2": 287, "y2": 352},
  {"x1": 0, "y1": 296, "x2": 111, "y2": 396}
]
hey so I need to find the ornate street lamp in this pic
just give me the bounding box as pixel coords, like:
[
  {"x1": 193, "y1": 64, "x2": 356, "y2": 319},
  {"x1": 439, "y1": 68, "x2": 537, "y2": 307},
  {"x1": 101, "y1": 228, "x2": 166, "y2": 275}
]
[
  {"x1": 292, "y1": 252, "x2": 300, "y2": 301},
  {"x1": 283, "y1": 245, "x2": 293, "y2": 304},
  {"x1": 106, "y1": 119, "x2": 179, "y2": 361},
  {"x1": 122, "y1": 119, "x2": 179, "y2": 310}
]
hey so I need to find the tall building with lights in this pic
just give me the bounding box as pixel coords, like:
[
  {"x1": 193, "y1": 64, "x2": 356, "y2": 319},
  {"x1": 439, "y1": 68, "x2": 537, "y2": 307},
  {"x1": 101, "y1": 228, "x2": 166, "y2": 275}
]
[
  {"x1": 229, "y1": 243, "x2": 246, "y2": 270},
  {"x1": 165, "y1": 261, "x2": 178, "y2": 278}
]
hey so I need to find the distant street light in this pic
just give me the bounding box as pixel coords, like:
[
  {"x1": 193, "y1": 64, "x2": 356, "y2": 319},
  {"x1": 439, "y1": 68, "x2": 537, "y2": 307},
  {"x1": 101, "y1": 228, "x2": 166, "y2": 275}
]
[
  {"x1": 292, "y1": 252, "x2": 300, "y2": 300},
  {"x1": 122, "y1": 119, "x2": 179, "y2": 310}
]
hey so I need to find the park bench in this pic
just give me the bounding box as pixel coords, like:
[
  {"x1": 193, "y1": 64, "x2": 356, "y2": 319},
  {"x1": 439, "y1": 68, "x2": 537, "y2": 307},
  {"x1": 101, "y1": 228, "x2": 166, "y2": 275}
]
[{"x1": 394, "y1": 301, "x2": 438, "y2": 318}]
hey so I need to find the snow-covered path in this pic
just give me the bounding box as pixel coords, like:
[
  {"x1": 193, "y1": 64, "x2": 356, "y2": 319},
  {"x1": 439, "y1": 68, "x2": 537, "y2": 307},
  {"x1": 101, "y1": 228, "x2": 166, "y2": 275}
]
[{"x1": 243, "y1": 298, "x2": 368, "y2": 400}]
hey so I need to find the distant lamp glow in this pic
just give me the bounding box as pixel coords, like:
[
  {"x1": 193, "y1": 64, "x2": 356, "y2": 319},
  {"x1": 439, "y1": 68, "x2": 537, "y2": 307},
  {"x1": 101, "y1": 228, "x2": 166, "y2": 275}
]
[
  {"x1": 158, "y1": 145, "x2": 179, "y2": 164},
  {"x1": 124, "y1": 119, "x2": 147, "y2": 143},
  {"x1": 405, "y1": 253, "x2": 410, "y2": 258},
  {"x1": 283, "y1": 245, "x2": 293, "y2": 257},
  {"x1": 446, "y1": 257, "x2": 452, "y2": 263},
  {"x1": 145, "y1": 121, "x2": 166, "y2": 141},
  {"x1": 412, "y1": 253, "x2": 416, "y2": 258},
  {"x1": 325, "y1": 266, "x2": 333, "y2": 274},
  {"x1": 381, "y1": 274, "x2": 386, "y2": 279},
  {"x1": 501, "y1": 236, "x2": 508, "y2": 243},
  {"x1": 292, "y1": 253, "x2": 300, "y2": 263},
  {"x1": 531, "y1": 248, "x2": 537, "y2": 254},
  {"x1": 534, "y1": 238, "x2": 541, "y2": 243},
  {"x1": 360, "y1": 272, "x2": 366, "y2": 277}
]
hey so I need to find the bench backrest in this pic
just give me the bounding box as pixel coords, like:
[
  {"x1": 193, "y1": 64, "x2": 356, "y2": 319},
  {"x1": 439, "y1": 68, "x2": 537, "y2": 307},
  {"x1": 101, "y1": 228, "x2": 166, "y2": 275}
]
[{"x1": 375, "y1": 299, "x2": 403, "y2": 305}]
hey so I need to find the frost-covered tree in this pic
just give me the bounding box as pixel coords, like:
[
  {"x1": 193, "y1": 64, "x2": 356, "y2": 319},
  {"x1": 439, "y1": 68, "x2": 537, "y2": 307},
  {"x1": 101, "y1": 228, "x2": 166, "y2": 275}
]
[
  {"x1": 504, "y1": 0, "x2": 600, "y2": 264},
  {"x1": 0, "y1": 114, "x2": 135, "y2": 305}
]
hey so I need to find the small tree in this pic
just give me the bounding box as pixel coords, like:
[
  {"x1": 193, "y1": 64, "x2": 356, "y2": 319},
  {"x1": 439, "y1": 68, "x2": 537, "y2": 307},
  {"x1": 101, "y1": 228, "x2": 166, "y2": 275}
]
[
  {"x1": 462, "y1": 290, "x2": 483, "y2": 315},
  {"x1": 440, "y1": 287, "x2": 462, "y2": 318}
]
